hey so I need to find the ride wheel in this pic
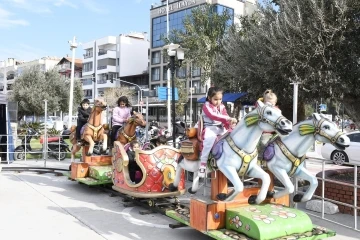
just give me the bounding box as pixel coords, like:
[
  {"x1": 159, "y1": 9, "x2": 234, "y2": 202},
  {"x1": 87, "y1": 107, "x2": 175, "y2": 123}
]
[{"x1": 148, "y1": 199, "x2": 155, "y2": 207}]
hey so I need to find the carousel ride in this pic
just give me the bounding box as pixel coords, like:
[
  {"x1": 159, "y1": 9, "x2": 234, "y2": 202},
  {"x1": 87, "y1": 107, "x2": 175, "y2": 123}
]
[{"x1": 66, "y1": 98, "x2": 348, "y2": 240}]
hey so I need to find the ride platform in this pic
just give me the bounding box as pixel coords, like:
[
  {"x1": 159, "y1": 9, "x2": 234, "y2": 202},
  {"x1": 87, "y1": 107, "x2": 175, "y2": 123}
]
[
  {"x1": 69, "y1": 146, "x2": 113, "y2": 186},
  {"x1": 166, "y1": 171, "x2": 336, "y2": 240}
]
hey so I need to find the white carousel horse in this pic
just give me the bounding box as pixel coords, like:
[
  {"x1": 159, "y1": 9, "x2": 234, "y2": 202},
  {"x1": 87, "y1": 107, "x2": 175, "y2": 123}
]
[
  {"x1": 170, "y1": 101, "x2": 293, "y2": 203},
  {"x1": 266, "y1": 113, "x2": 350, "y2": 202}
]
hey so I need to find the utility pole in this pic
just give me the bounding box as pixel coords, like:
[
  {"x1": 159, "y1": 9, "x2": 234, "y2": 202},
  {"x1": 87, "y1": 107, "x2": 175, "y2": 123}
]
[
  {"x1": 67, "y1": 36, "x2": 79, "y2": 128},
  {"x1": 166, "y1": 0, "x2": 171, "y2": 133}
]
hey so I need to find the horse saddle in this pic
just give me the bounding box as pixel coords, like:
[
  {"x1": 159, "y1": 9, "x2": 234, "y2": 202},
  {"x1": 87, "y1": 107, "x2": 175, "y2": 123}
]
[
  {"x1": 180, "y1": 132, "x2": 229, "y2": 161},
  {"x1": 263, "y1": 143, "x2": 275, "y2": 161}
]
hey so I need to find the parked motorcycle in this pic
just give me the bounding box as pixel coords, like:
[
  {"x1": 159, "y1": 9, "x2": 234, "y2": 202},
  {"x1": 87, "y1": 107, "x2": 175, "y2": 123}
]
[{"x1": 14, "y1": 127, "x2": 70, "y2": 161}]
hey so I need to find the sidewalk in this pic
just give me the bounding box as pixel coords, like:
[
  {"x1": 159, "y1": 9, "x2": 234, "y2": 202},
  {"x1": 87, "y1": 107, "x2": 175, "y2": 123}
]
[{"x1": 1, "y1": 159, "x2": 359, "y2": 239}]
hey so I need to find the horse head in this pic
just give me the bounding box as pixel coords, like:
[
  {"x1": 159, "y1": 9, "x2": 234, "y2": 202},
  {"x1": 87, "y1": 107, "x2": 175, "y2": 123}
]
[
  {"x1": 247, "y1": 100, "x2": 293, "y2": 135},
  {"x1": 128, "y1": 111, "x2": 146, "y2": 127},
  {"x1": 308, "y1": 113, "x2": 350, "y2": 150},
  {"x1": 93, "y1": 98, "x2": 107, "y2": 112}
]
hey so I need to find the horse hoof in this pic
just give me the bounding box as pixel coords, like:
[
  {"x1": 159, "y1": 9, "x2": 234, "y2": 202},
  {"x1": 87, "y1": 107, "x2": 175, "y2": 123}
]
[
  {"x1": 266, "y1": 191, "x2": 275, "y2": 199},
  {"x1": 216, "y1": 193, "x2": 227, "y2": 201},
  {"x1": 168, "y1": 183, "x2": 178, "y2": 192},
  {"x1": 188, "y1": 187, "x2": 197, "y2": 194},
  {"x1": 248, "y1": 195, "x2": 257, "y2": 204},
  {"x1": 86, "y1": 152, "x2": 92, "y2": 156},
  {"x1": 293, "y1": 194, "x2": 303, "y2": 202}
]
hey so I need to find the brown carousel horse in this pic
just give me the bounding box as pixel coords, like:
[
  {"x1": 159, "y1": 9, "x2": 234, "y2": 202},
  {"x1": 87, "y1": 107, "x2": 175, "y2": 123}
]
[
  {"x1": 70, "y1": 99, "x2": 108, "y2": 161},
  {"x1": 115, "y1": 111, "x2": 146, "y2": 145}
]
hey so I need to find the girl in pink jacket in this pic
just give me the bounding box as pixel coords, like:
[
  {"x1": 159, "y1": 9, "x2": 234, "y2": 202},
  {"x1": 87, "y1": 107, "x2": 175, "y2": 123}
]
[
  {"x1": 199, "y1": 87, "x2": 237, "y2": 178},
  {"x1": 111, "y1": 96, "x2": 132, "y2": 143}
]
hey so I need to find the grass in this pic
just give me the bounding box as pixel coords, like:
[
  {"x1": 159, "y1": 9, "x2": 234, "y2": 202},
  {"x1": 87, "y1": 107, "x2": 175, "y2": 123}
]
[{"x1": 15, "y1": 138, "x2": 81, "y2": 160}]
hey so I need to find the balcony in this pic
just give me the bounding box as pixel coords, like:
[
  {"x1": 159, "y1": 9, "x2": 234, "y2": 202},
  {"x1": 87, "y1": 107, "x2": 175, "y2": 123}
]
[
  {"x1": 83, "y1": 53, "x2": 93, "y2": 59},
  {"x1": 97, "y1": 79, "x2": 108, "y2": 84},
  {"x1": 97, "y1": 50, "x2": 116, "y2": 59},
  {"x1": 97, "y1": 65, "x2": 116, "y2": 74},
  {"x1": 7, "y1": 75, "x2": 15, "y2": 80}
]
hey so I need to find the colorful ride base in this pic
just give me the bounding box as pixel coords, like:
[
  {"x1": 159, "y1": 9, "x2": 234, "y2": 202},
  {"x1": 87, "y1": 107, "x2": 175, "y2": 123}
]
[
  {"x1": 111, "y1": 141, "x2": 186, "y2": 198},
  {"x1": 166, "y1": 171, "x2": 335, "y2": 240},
  {"x1": 69, "y1": 146, "x2": 113, "y2": 185}
]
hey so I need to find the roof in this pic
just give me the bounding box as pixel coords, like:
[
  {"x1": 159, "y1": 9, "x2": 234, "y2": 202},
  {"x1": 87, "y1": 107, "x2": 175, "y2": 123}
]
[
  {"x1": 57, "y1": 57, "x2": 83, "y2": 69},
  {"x1": 197, "y1": 92, "x2": 248, "y2": 103}
]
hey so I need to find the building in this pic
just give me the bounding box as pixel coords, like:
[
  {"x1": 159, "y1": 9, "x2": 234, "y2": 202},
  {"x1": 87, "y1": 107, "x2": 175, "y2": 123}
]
[
  {"x1": 56, "y1": 57, "x2": 83, "y2": 80},
  {"x1": 0, "y1": 57, "x2": 61, "y2": 95},
  {"x1": 149, "y1": 0, "x2": 257, "y2": 122},
  {"x1": 81, "y1": 32, "x2": 149, "y2": 101}
]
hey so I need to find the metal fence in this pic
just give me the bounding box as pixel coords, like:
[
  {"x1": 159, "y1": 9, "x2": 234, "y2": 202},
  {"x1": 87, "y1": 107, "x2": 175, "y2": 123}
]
[{"x1": 294, "y1": 157, "x2": 359, "y2": 232}]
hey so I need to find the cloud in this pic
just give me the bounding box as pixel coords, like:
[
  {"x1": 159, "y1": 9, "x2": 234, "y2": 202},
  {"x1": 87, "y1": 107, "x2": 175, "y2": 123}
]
[
  {"x1": 53, "y1": 0, "x2": 77, "y2": 9},
  {"x1": 81, "y1": 0, "x2": 108, "y2": 14},
  {"x1": 5, "y1": 0, "x2": 52, "y2": 13},
  {"x1": 0, "y1": 7, "x2": 29, "y2": 28}
]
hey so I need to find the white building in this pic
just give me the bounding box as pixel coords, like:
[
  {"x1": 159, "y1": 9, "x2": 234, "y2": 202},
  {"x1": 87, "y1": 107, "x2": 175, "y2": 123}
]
[
  {"x1": 81, "y1": 32, "x2": 149, "y2": 100},
  {"x1": 0, "y1": 57, "x2": 60, "y2": 95}
]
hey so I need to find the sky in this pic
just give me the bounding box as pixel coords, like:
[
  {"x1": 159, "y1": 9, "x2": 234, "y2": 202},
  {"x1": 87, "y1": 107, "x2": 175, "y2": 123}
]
[{"x1": 0, "y1": 0, "x2": 155, "y2": 61}]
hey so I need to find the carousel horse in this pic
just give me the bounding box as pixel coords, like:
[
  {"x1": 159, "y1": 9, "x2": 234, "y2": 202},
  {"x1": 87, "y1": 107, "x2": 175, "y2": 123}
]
[
  {"x1": 70, "y1": 99, "x2": 108, "y2": 161},
  {"x1": 170, "y1": 100, "x2": 293, "y2": 203},
  {"x1": 266, "y1": 113, "x2": 350, "y2": 202},
  {"x1": 115, "y1": 111, "x2": 146, "y2": 145}
]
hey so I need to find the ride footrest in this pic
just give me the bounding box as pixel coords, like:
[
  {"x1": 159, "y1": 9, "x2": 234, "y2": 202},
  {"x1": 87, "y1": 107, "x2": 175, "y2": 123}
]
[
  {"x1": 89, "y1": 166, "x2": 112, "y2": 181},
  {"x1": 226, "y1": 204, "x2": 314, "y2": 240}
]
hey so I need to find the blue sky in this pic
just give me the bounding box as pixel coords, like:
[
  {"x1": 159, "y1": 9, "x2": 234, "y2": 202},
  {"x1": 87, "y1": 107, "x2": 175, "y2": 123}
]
[{"x1": 0, "y1": 0, "x2": 154, "y2": 61}]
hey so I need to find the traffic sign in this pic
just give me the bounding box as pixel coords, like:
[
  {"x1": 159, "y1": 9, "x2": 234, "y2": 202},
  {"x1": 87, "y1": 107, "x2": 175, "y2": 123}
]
[{"x1": 319, "y1": 104, "x2": 327, "y2": 112}]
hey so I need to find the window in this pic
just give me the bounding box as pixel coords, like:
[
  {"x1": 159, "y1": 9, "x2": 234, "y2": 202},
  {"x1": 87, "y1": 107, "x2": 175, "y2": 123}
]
[
  {"x1": 349, "y1": 133, "x2": 360, "y2": 143},
  {"x1": 176, "y1": 67, "x2": 186, "y2": 79},
  {"x1": 192, "y1": 80, "x2": 201, "y2": 94},
  {"x1": 163, "y1": 66, "x2": 168, "y2": 80},
  {"x1": 151, "y1": 51, "x2": 161, "y2": 64},
  {"x1": 83, "y1": 89, "x2": 93, "y2": 98},
  {"x1": 192, "y1": 66, "x2": 201, "y2": 77},
  {"x1": 151, "y1": 67, "x2": 160, "y2": 81},
  {"x1": 82, "y1": 78, "x2": 93, "y2": 86},
  {"x1": 152, "y1": 84, "x2": 160, "y2": 91},
  {"x1": 152, "y1": 7, "x2": 195, "y2": 48},
  {"x1": 83, "y1": 62, "x2": 93, "y2": 72}
]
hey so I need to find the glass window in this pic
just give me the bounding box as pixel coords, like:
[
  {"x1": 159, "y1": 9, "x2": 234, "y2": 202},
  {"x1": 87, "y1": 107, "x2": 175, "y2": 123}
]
[
  {"x1": 163, "y1": 66, "x2": 168, "y2": 80},
  {"x1": 176, "y1": 67, "x2": 186, "y2": 79},
  {"x1": 82, "y1": 62, "x2": 93, "y2": 72},
  {"x1": 349, "y1": 133, "x2": 360, "y2": 143},
  {"x1": 192, "y1": 66, "x2": 201, "y2": 77},
  {"x1": 192, "y1": 80, "x2": 201, "y2": 94},
  {"x1": 83, "y1": 89, "x2": 92, "y2": 98},
  {"x1": 151, "y1": 67, "x2": 160, "y2": 81},
  {"x1": 151, "y1": 51, "x2": 161, "y2": 64}
]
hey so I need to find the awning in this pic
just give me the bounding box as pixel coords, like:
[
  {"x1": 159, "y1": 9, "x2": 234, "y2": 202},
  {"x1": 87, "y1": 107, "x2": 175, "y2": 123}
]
[{"x1": 197, "y1": 92, "x2": 247, "y2": 103}]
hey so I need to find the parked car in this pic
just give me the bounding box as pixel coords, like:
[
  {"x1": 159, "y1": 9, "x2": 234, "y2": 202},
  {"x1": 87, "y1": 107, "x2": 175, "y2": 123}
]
[{"x1": 321, "y1": 131, "x2": 360, "y2": 165}]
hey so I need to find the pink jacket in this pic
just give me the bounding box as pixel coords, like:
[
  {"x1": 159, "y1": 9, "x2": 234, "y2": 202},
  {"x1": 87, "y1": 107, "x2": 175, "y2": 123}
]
[
  {"x1": 112, "y1": 107, "x2": 131, "y2": 126},
  {"x1": 202, "y1": 101, "x2": 230, "y2": 129}
]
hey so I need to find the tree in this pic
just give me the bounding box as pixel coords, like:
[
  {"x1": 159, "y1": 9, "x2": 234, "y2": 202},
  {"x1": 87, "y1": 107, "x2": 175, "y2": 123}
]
[
  {"x1": 102, "y1": 87, "x2": 135, "y2": 108},
  {"x1": 167, "y1": 4, "x2": 233, "y2": 86},
  {"x1": 217, "y1": 0, "x2": 360, "y2": 124},
  {"x1": 10, "y1": 66, "x2": 83, "y2": 120}
]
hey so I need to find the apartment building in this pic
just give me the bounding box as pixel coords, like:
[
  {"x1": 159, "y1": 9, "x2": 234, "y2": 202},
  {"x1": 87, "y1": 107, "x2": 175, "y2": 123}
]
[
  {"x1": 149, "y1": 0, "x2": 257, "y2": 120},
  {"x1": 56, "y1": 57, "x2": 83, "y2": 80},
  {"x1": 81, "y1": 32, "x2": 149, "y2": 101},
  {"x1": 0, "y1": 57, "x2": 61, "y2": 94}
]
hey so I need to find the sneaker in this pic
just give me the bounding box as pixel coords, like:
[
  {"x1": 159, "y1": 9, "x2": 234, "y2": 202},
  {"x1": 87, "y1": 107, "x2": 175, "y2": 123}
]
[{"x1": 198, "y1": 164, "x2": 206, "y2": 178}]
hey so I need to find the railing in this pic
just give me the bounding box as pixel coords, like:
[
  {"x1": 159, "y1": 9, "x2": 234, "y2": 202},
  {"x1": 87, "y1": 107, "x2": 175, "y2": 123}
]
[
  {"x1": 83, "y1": 53, "x2": 93, "y2": 59},
  {"x1": 98, "y1": 49, "x2": 107, "y2": 56},
  {"x1": 97, "y1": 79, "x2": 107, "y2": 84},
  {"x1": 97, "y1": 65, "x2": 107, "y2": 70},
  {"x1": 295, "y1": 156, "x2": 359, "y2": 232}
]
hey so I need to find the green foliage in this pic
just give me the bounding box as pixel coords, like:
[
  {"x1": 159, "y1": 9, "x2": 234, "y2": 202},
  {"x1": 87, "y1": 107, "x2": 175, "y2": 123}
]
[
  {"x1": 165, "y1": 4, "x2": 233, "y2": 85},
  {"x1": 10, "y1": 66, "x2": 83, "y2": 119},
  {"x1": 174, "y1": 77, "x2": 188, "y2": 115},
  {"x1": 217, "y1": 0, "x2": 360, "y2": 122}
]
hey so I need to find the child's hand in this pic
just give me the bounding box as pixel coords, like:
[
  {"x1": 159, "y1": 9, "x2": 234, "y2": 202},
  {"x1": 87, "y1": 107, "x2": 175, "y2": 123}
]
[{"x1": 230, "y1": 118, "x2": 237, "y2": 124}]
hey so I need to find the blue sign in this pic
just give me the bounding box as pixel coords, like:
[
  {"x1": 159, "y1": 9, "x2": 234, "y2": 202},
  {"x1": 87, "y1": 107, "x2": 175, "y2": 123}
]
[
  {"x1": 157, "y1": 87, "x2": 179, "y2": 101},
  {"x1": 319, "y1": 104, "x2": 327, "y2": 112}
]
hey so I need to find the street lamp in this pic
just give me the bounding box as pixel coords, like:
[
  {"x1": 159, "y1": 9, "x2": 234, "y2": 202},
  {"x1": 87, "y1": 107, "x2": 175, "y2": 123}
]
[
  {"x1": 163, "y1": 43, "x2": 185, "y2": 147},
  {"x1": 67, "y1": 36, "x2": 79, "y2": 128}
]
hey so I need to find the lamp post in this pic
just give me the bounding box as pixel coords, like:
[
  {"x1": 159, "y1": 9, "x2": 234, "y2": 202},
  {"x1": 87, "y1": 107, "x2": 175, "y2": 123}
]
[
  {"x1": 67, "y1": 36, "x2": 79, "y2": 128},
  {"x1": 163, "y1": 43, "x2": 185, "y2": 147}
]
